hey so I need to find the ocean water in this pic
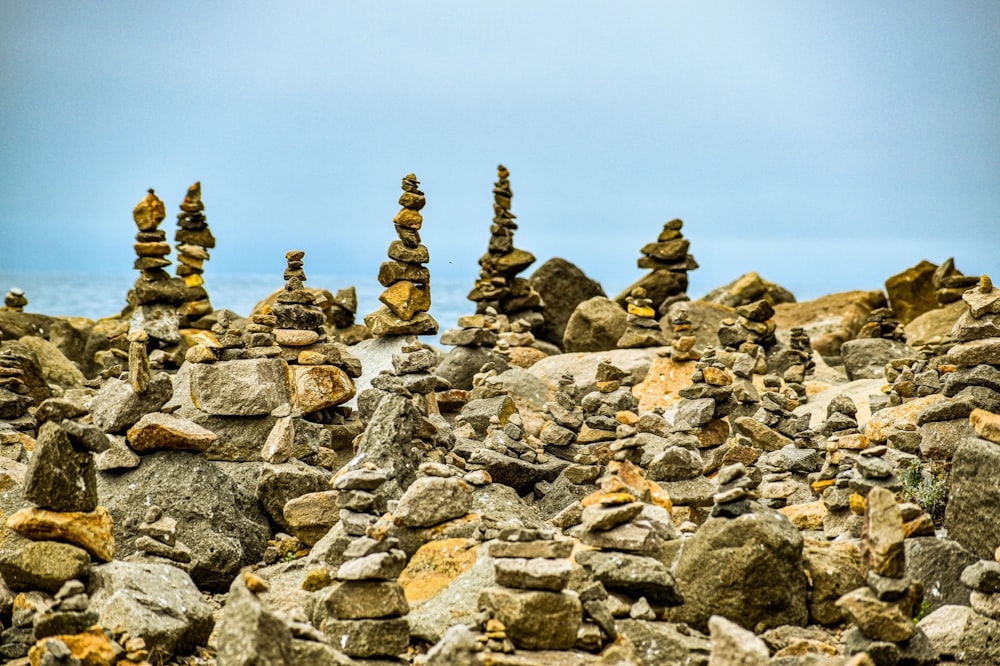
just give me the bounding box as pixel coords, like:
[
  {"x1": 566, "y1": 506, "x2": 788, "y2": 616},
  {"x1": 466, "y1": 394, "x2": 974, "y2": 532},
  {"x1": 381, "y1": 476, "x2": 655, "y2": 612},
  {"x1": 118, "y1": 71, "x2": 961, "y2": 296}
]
[{"x1": 0, "y1": 271, "x2": 474, "y2": 343}]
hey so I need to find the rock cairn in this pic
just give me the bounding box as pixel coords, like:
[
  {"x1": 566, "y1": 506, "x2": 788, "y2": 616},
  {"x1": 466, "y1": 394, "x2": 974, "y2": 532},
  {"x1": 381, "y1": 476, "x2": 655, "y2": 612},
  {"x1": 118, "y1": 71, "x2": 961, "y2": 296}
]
[
  {"x1": 436, "y1": 308, "x2": 506, "y2": 392},
  {"x1": 0, "y1": 345, "x2": 34, "y2": 440},
  {"x1": 856, "y1": 306, "x2": 906, "y2": 341},
  {"x1": 2, "y1": 287, "x2": 27, "y2": 311},
  {"x1": 365, "y1": 173, "x2": 438, "y2": 336},
  {"x1": 836, "y1": 486, "x2": 937, "y2": 665},
  {"x1": 933, "y1": 257, "x2": 979, "y2": 305},
  {"x1": 496, "y1": 318, "x2": 547, "y2": 368},
  {"x1": 478, "y1": 527, "x2": 581, "y2": 651},
  {"x1": 712, "y1": 462, "x2": 755, "y2": 518},
  {"x1": 718, "y1": 299, "x2": 777, "y2": 352},
  {"x1": 129, "y1": 188, "x2": 186, "y2": 346},
  {"x1": 538, "y1": 372, "x2": 584, "y2": 458},
  {"x1": 957, "y1": 544, "x2": 1000, "y2": 659},
  {"x1": 617, "y1": 287, "x2": 669, "y2": 348},
  {"x1": 675, "y1": 349, "x2": 736, "y2": 447},
  {"x1": 615, "y1": 218, "x2": 697, "y2": 314},
  {"x1": 326, "y1": 286, "x2": 368, "y2": 345},
  {"x1": 781, "y1": 326, "x2": 815, "y2": 402},
  {"x1": 316, "y1": 467, "x2": 410, "y2": 659},
  {"x1": 467, "y1": 165, "x2": 543, "y2": 328},
  {"x1": 577, "y1": 359, "x2": 640, "y2": 454},
  {"x1": 174, "y1": 181, "x2": 215, "y2": 325},
  {"x1": 273, "y1": 250, "x2": 326, "y2": 351},
  {"x1": 666, "y1": 304, "x2": 700, "y2": 361},
  {"x1": 28, "y1": 579, "x2": 101, "y2": 653},
  {"x1": 125, "y1": 505, "x2": 193, "y2": 572},
  {"x1": 367, "y1": 338, "x2": 443, "y2": 422}
]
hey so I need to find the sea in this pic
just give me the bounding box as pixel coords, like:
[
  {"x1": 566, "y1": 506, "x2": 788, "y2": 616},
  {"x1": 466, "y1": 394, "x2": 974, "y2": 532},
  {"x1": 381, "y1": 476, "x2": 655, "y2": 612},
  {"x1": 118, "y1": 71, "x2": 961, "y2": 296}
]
[{"x1": 0, "y1": 271, "x2": 475, "y2": 344}]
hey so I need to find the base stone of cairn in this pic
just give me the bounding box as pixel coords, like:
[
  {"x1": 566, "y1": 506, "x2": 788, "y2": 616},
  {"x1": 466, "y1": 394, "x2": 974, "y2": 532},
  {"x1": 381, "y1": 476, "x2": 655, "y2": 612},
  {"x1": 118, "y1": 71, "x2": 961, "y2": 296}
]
[{"x1": 365, "y1": 174, "x2": 438, "y2": 336}]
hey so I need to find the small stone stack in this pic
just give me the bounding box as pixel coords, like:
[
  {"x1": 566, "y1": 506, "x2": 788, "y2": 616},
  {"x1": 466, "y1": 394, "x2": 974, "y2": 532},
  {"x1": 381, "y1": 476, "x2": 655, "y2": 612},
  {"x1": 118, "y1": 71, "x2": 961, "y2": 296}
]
[
  {"x1": 273, "y1": 250, "x2": 326, "y2": 351},
  {"x1": 752, "y1": 375, "x2": 810, "y2": 443},
  {"x1": 933, "y1": 257, "x2": 980, "y2": 305},
  {"x1": 468, "y1": 165, "x2": 543, "y2": 328},
  {"x1": 174, "y1": 181, "x2": 215, "y2": 325},
  {"x1": 615, "y1": 218, "x2": 698, "y2": 313},
  {"x1": 2, "y1": 287, "x2": 27, "y2": 311},
  {"x1": 478, "y1": 527, "x2": 581, "y2": 651},
  {"x1": 539, "y1": 373, "x2": 585, "y2": 458},
  {"x1": 666, "y1": 304, "x2": 700, "y2": 361},
  {"x1": 856, "y1": 307, "x2": 906, "y2": 341},
  {"x1": 493, "y1": 318, "x2": 546, "y2": 368},
  {"x1": 577, "y1": 359, "x2": 639, "y2": 450},
  {"x1": 125, "y1": 505, "x2": 192, "y2": 572},
  {"x1": 617, "y1": 287, "x2": 669, "y2": 348},
  {"x1": 369, "y1": 338, "x2": 442, "y2": 419},
  {"x1": 365, "y1": 173, "x2": 438, "y2": 336},
  {"x1": 129, "y1": 188, "x2": 186, "y2": 346},
  {"x1": 880, "y1": 357, "x2": 941, "y2": 410},
  {"x1": 836, "y1": 486, "x2": 937, "y2": 665},
  {"x1": 784, "y1": 327, "x2": 815, "y2": 402},
  {"x1": 0, "y1": 345, "x2": 34, "y2": 439},
  {"x1": 30, "y1": 579, "x2": 100, "y2": 644},
  {"x1": 711, "y1": 462, "x2": 755, "y2": 518},
  {"x1": 675, "y1": 349, "x2": 736, "y2": 447},
  {"x1": 326, "y1": 286, "x2": 368, "y2": 345},
  {"x1": 477, "y1": 412, "x2": 541, "y2": 465},
  {"x1": 718, "y1": 299, "x2": 777, "y2": 352},
  {"x1": 1, "y1": 399, "x2": 114, "y2": 604}
]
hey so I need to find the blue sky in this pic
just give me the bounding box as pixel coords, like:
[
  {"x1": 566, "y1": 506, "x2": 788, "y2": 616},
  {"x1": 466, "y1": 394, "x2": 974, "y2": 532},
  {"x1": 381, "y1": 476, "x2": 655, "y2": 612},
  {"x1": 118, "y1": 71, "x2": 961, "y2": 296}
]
[{"x1": 2, "y1": 1, "x2": 998, "y2": 302}]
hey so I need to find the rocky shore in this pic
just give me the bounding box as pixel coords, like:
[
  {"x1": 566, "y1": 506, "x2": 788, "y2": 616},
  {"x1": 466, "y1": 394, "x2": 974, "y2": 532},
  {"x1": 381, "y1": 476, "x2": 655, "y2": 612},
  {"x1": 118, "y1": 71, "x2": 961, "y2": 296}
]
[{"x1": 0, "y1": 178, "x2": 998, "y2": 665}]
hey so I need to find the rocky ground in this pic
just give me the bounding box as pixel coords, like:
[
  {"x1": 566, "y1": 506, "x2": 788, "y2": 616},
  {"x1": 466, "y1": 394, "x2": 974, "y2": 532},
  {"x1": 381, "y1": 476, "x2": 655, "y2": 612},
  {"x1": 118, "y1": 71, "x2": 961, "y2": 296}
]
[{"x1": 0, "y1": 257, "x2": 998, "y2": 666}]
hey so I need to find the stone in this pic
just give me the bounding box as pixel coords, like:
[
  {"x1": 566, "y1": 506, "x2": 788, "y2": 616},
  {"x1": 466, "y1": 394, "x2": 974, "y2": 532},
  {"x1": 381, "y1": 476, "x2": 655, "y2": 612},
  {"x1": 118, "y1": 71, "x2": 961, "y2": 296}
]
[
  {"x1": 617, "y1": 619, "x2": 711, "y2": 665},
  {"x1": 563, "y1": 297, "x2": 629, "y2": 353},
  {"x1": 30, "y1": 627, "x2": 118, "y2": 666},
  {"x1": 88, "y1": 373, "x2": 174, "y2": 433},
  {"x1": 337, "y1": 549, "x2": 407, "y2": 581},
  {"x1": 529, "y1": 258, "x2": 606, "y2": 350},
  {"x1": 215, "y1": 572, "x2": 294, "y2": 665},
  {"x1": 708, "y1": 614, "x2": 770, "y2": 666},
  {"x1": 288, "y1": 364, "x2": 355, "y2": 415},
  {"x1": 904, "y1": 537, "x2": 975, "y2": 612},
  {"x1": 836, "y1": 586, "x2": 915, "y2": 642},
  {"x1": 126, "y1": 411, "x2": 216, "y2": 453},
  {"x1": 256, "y1": 461, "x2": 330, "y2": 533},
  {"x1": 282, "y1": 491, "x2": 339, "y2": 546},
  {"x1": 575, "y1": 550, "x2": 682, "y2": 606},
  {"x1": 840, "y1": 338, "x2": 913, "y2": 380},
  {"x1": 961, "y1": 560, "x2": 1000, "y2": 593},
  {"x1": 6, "y1": 506, "x2": 114, "y2": 562},
  {"x1": 0, "y1": 529, "x2": 89, "y2": 592},
  {"x1": 394, "y1": 476, "x2": 473, "y2": 528},
  {"x1": 885, "y1": 260, "x2": 939, "y2": 324},
  {"x1": 321, "y1": 617, "x2": 410, "y2": 658},
  {"x1": 971, "y1": 408, "x2": 1000, "y2": 445},
  {"x1": 479, "y1": 587, "x2": 582, "y2": 650},
  {"x1": 318, "y1": 580, "x2": 409, "y2": 619},
  {"x1": 24, "y1": 421, "x2": 97, "y2": 512},
  {"x1": 188, "y1": 358, "x2": 290, "y2": 417},
  {"x1": 944, "y1": 436, "x2": 1000, "y2": 559},
  {"x1": 494, "y1": 557, "x2": 573, "y2": 591}
]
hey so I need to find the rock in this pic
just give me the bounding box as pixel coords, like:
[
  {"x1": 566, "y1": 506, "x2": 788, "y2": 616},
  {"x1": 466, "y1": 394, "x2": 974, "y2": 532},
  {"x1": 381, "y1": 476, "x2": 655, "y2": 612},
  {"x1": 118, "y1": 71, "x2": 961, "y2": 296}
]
[
  {"x1": 6, "y1": 506, "x2": 114, "y2": 562},
  {"x1": 97, "y1": 451, "x2": 270, "y2": 591},
  {"x1": 348, "y1": 393, "x2": 422, "y2": 500},
  {"x1": 317, "y1": 580, "x2": 409, "y2": 619},
  {"x1": 527, "y1": 348, "x2": 660, "y2": 399},
  {"x1": 707, "y1": 614, "x2": 769, "y2": 666},
  {"x1": 16, "y1": 335, "x2": 85, "y2": 391},
  {"x1": 24, "y1": 421, "x2": 97, "y2": 512},
  {"x1": 802, "y1": 539, "x2": 865, "y2": 625},
  {"x1": 563, "y1": 297, "x2": 629, "y2": 353},
  {"x1": 479, "y1": 587, "x2": 582, "y2": 650},
  {"x1": 126, "y1": 411, "x2": 217, "y2": 453},
  {"x1": 904, "y1": 538, "x2": 975, "y2": 612},
  {"x1": 862, "y1": 486, "x2": 905, "y2": 578},
  {"x1": 575, "y1": 550, "x2": 682, "y2": 606},
  {"x1": 971, "y1": 408, "x2": 1000, "y2": 445},
  {"x1": 702, "y1": 272, "x2": 795, "y2": 309},
  {"x1": 435, "y1": 345, "x2": 501, "y2": 391},
  {"x1": 30, "y1": 626, "x2": 117, "y2": 666},
  {"x1": 862, "y1": 393, "x2": 944, "y2": 442},
  {"x1": 529, "y1": 258, "x2": 606, "y2": 350},
  {"x1": 215, "y1": 572, "x2": 294, "y2": 665},
  {"x1": 88, "y1": 373, "x2": 173, "y2": 433},
  {"x1": 919, "y1": 418, "x2": 974, "y2": 459},
  {"x1": 188, "y1": 358, "x2": 291, "y2": 416},
  {"x1": 394, "y1": 476, "x2": 472, "y2": 528},
  {"x1": 840, "y1": 338, "x2": 913, "y2": 380},
  {"x1": 256, "y1": 461, "x2": 330, "y2": 533},
  {"x1": 89, "y1": 560, "x2": 213, "y2": 657},
  {"x1": 282, "y1": 491, "x2": 339, "y2": 546},
  {"x1": 944, "y1": 436, "x2": 1000, "y2": 559},
  {"x1": 885, "y1": 260, "x2": 939, "y2": 325},
  {"x1": 836, "y1": 586, "x2": 915, "y2": 642},
  {"x1": 667, "y1": 502, "x2": 808, "y2": 632},
  {"x1": 494, "y1": 557, "x2": 573, "y2": 591},
  {"x1": 960, "y1": 610, "x2": 1000, "y2": 664},
  {"x1": 288, "y1": 364, "x2": 355, "y2": 416},
  {"x1": 617, "y1": 619, "x2": 710, "y2": 666},
  {"x1": 772, "y1": 290, "x2": 887, "y2": 359},
  {"x1": 321, "y1": 617, "x2": 410, "y2": 658},
  {"x1": 0, "y1": 528, "x2": 89, "y2": 592},
  {"x1": 904, "y1": 300, "x2": 967, "y2": 347}
]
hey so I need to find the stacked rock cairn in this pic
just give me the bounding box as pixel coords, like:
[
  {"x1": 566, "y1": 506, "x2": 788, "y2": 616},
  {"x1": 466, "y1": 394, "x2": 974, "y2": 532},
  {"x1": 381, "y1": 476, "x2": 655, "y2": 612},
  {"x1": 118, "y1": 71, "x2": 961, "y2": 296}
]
[
  {"x1": 365, "y1": 174, "x2": 438, "y2": 336},
  {"x1": 835, "y1": 486, "x2": 938, "y2": 665},
  {"x1": 577, "y1": 359, "x2": 639, "y2": 450},
  {"x1": 938, "y1": 275, "x2": 1000, "y2": 419},
  {"x1": 437, "y1": 308, "x2": 506, "y2": 393},
  {"x1": 784, "y1": 326, "x2": 815, "y2": 402},
  {"x1": 0, "y1": 345, "x2": 33, "y2": 446},
  {"x1": 718, "y1": 298, "x2": 778, "y2": 353},
  {"x1": 129, "y1": 189, "x2": 186, "y2": 349},
  {"x1": 494, "y1": 317, "x2": 547, "y2": 368},
  {"x1": 933, "y1": 257, "x2": 980, "y2": 305},
  {"x1": 856, "y1": 306, "x2": 906, "y2": 341},
  {"x1": 675, "y1": 348, "x2": 737, "y2": 448},
  {"x1": 467, "y1": 165, "x2": 544, "y2": 329},
  {"x1": 125, "y1": 505, "x2": 192, "y2": 572},
  {"x1": 711, "y1": 462, "x2": 756, "y2": 518},
  {"x1": 617, "y1": 287, "x2": 669, "y2": 348},
  {"x1": 809, "y1": 395, "x2": 870, "y2": 538},
  {"x1": 615, "y1": 218, "x2": 697, "y2": 314},
  {"x1": 2, "y1": 287, "x2": 27, "y2": 311},
  {"x1": 174, "y1": 181, "x2": 215, "y2": 326},
  {"x1": 665, "y1": 304, "x2": 700, "y2": 361},
  {"x1": 538, "y1": 372, "x2": 585, "y2": 459},
  {"x1": 315, "y1": 466, "x2": 411, "y2": 659}
]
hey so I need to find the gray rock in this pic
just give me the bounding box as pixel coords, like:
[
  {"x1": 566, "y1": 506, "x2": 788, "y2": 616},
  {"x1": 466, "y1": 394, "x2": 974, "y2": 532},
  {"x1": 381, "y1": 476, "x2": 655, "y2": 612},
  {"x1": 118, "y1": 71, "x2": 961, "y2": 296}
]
[
  {"x1": 461, "y1": 445, "x2": 568, "y2": 494},
  {"x1": 960, "y1": 611, "x2": 1000, "y2": 664},
  {"x1": 321, "y1": 617, "x2": 409, "y2": 658},
  {"x1": 616, "y1": 619, "x2": 710, "y2": 666},
  {"x1": 406, "y1": 542, "x2": 496, "y2": 644},
  {"x1": 905, "y1": 537, "x2": 975, "y2": 612},
  {"x1": 0, "y1": 529, "x2": 89, "y2": 593},
  {"x1": 961, "y1": 560, "x2": 1000, "y2": 593},
  {"x1": 216, "y1": 574, "x2": 293, "y2": 665},
  {"x1": 479, "y1": 587, "x2": 581, "y2": 650},
  {"x1": 494, "y1": 557, "x2": 573, "y2": 591},
  {"x1": 917, "y1": 604, "x2": 973, "y2": 661},
  {"x1": 708, "y1": 614, "x2": 769, "y2": 665},
  {"x1": 337, "y1": 549, "x2": 407, "y2": 581},
  {"x1": 343, "y1": 335, "x2": 411, "y2": 410},
  {"x1": 315, "y1": 580, "x2": 409, "y2": 619},
  {"x1": 16, "y1": 335, "x2": 85, "y2": 391},
  {"x1": 562, "y1": 296, "x2": 628, "y2": 353},
  {"x1": 457, "y1": 394, "x2": 518, "y2": 440},
  {"x1": 256, "y1": 461, "x2": 330, "y2": 532},
  {"x1": 348, "y1": 393, "x2": 421, "y2": 500},
  {"x1": 395, "y1": 476, "x2": 472, "y2": 527},
  {"x1": 435, "y1": 346, "x2": 502, "y2": 391},
  {"x1": 648, "y1": 446, "x2": 704, "y2": 482},
  {"x1": 188, "y1": 358, "x2": 290, "y2": 416},
  {"x1": 97, "y1": 452, "x2": 270, "y2": 591},
  {"x1": 675, "y1": 398, "x2": 716, "y2": 428},
  {"x1": 576, "y1": 549, "x2": 682, "y2": 606},
  {"x1": 24, "y1": 421, "x2": 97, "y2": 512},
  {"x1": 529, "y1": 258, "x2": 606, "y2": 350},
  {"x1": 944, "y1": 436, "x2": 1000, "y2": 559},
  {"x1": 88, "y1": 373, "x2": 173, "y2": 433},
  {"x1": 840, "y1": 338, "x2": 913, "y2": 380},
  {"x1": 89, "y1": 561, "x2": 213, "y2": 657}
]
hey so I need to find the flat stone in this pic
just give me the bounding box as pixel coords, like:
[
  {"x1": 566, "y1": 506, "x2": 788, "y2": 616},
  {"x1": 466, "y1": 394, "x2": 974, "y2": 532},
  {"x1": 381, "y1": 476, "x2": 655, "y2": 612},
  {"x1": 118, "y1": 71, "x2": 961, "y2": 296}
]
[
  {"x1": 6, "y1": 506, "x2": 114, "y2": 561},
  {"x1": 971, "y1": 408, "x2": 1000, "y2": 445},
  {"x1": 282, "y1": 491, "x2": 340, "y2": 546},
  {"x1": 961, "y1": 560, "x2": 1000, "y2": 593},
  {"x1": 126, "y1": 411, "x2": 216, "y2": 453},
  {"x1": 321, "y1": 617, "x2": 409, "y2": 658},
  {"x1": 318, "y1": 580, "x2": 409, "y2": 619},
  {"x1": 394, "y1": 476, "x2": 472, "y2": 528},
  {"x1": 575, "y1": 549, "x2": 682, "y2": 606},
  {"x1": 478, "y1": 587, "x2": 581, "y2": 650},
  {"x1": 836, "y1": 586, "x2": 915, "y2": 642},
  {"x1": 24, "y1": 421, "x2": 97, "y2": 512},
  {"x1": 0, "y1": 529, "x2": 90, "y2": 592},
  {"x1": 494, "y1": 557, "x2": 573, "y2": 591},
  {"x1": 189, "y1": 358, "x2": 290, "y2": 417},
  {"x1": 379, "y1": 280, "x2": 431, "y2": 321},
  {"x1": 863, "y1": 487, "x2": 905, "y2": 578},
  {"x1": 336, "y1": 549, "x2": 407, "y2": 581},
  {"x1": 581, "y1": 501, "x2": 642, "y2": 531},
  {"x1": 948, "y1": 337, "x2": 1000, "y2": 367}
]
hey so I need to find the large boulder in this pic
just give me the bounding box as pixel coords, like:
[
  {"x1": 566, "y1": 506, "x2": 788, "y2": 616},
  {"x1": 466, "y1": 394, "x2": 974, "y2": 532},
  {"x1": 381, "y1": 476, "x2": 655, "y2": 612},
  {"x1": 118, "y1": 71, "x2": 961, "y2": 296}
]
[
  {"x1": 905, "y1": 537, "x2": 976, "y2": 612},
  {"x1": 188, "y1": 358, "x2": 290, "y2": 416},
  {"x1": 904, "y1": 300, "x2": 967, "y2": 347},
  {"x1": 435, "y1": 345, "x2": 502, "y2": 391},
  {"x1": 529, "y1": 258, "x2": 606, "y2": 350},
  {"x1": 88, "y1": 373, "x2": 173, "y2": 433},
  {"x1": 840, "y1": 338, "x2": 914, "y2": 380},
  {"x1": 97, "y1": 451, "x2": 271, "y2": 591},
  {"x1": 944, "y1": 436, "x2": 1000, "y2": 559},
  {"x1": 699, "y1": 272, "x2": 795, "y2": 308},
  {"x1": 666, "y1": 502, "x2": 809, "y2": 632},
  {"x1": 16, "y1": 335, "x2": 85, "y2": 391},
  {"x1": 562, "y1": 297, "x2": 628, "y2": 353},
  {"x1": 772, "y1": 290, "x2": 887, "y2": 360},
  {"x1": 885, "y1": 260, "x2": 939, "y2": 325}
]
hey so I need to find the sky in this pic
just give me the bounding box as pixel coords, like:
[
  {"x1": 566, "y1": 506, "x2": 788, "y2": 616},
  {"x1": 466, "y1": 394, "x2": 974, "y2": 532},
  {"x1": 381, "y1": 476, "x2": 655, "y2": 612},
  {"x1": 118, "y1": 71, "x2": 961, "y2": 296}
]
[{"x1": 2, "y1": 1, "x2": 999, "y2": 305}]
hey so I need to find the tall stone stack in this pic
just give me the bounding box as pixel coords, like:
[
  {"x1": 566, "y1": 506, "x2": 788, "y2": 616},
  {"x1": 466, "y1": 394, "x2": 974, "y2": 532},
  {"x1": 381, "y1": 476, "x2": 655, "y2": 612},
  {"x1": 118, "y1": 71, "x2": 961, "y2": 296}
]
[
  {"x1": 467, "y1": 165, "x2": 544, "y2": 327},
  {"x1": 129, "y1": 189, "x2": 186, "y2": 346},
  {"x1": 577, "y1": 359, "x2": 640, "y2": 450},
  {"x1": 836, "y1": 486, "x2": 937, "y2": 665},
  {"x1": 675, "y1": 348, "x2": 737, "y2": 448},
  {"x1": 538, "y1": 372, "x2": 585, "y2": 457},
  {"x1": 615, "y1": 218, "x2": 698, "y2": 314},
  {"x1": 365, "y1": 174, "x2": 438, "y2": 336},
  {"x1": 174, "y1": 181, "x2": 215, "y2": 325},
  {"x1": 939, "y1": 275, "x2": 1000, "y2": 418}
]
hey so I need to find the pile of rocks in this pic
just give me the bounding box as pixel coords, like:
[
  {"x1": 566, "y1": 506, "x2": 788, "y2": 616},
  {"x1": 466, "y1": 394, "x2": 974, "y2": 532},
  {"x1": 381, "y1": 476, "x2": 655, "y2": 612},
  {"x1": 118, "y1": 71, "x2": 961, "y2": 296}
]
[
  {"x1": 478, "y1": 527, "x2": 581, "y2": 651},
  {"x1": 538, "y1": 372, "x2": 585, "y2": 458},
  {"x1": 937, "y1": 274, "x2": 1000, "y2": 419},
  {"x1": 933, "y1": 257, "x2": 980, "y2": 305},
  {"x1": 129, "y1": 189, "x2": 186, "y2": 349},
  {"x1": 125, "y1": 504, "x2": 193, "y2": 572},
  {"x1": 615, "y1": 218, "x2": 697, "y2": 314},
  {"x1": 2, "y1": 287, "x2": 27, "y2": 312},
  {"x1": 836, "y1": 486, "x2": 937, "y2": 665},
  {"x1": 272, "y1": 250, "x2": 328, "y2": 352},
  {"x1": 577, "y1": 359, "x2": 640, "y2": 452},
  {"x1": 365, "y1": 174, "x2": 438, "y2": 336},
  {"x1": 718, "y1": 299, "x2": 777, "y2": 352},
  {"x1": 665, "y1": 304, "x2": 700, "y2": 361},
  {"x1": 326, "y1": 285, "x2": 368, "y2": 345},
  {"x1": 174, "y1": 181, "x2": 215, "y2": 325},
  {"x1": 675, "y1": 349, "x2": 736, "y2": 447},
  {"x1": 617, "y1": 287, "x2": 668, "y2": 349},
  {"x1": 856, "y1": 306, "x2": 906, "y2": 341},
  {"x1": 467, "y1": 165, "x2": 543, "y2": 330},
  {"x1": 436, "y1": 309, "x2": 506, "y2": 392},
  {"x1": 0, "y1": 344, "x2": 34, "y2": 439},
  {"x1": 495, "y1": 318, "x2": 547, "y2": 368},
  {"x1": 711, "y1": 462, "x2": 755, "y2": 518}
]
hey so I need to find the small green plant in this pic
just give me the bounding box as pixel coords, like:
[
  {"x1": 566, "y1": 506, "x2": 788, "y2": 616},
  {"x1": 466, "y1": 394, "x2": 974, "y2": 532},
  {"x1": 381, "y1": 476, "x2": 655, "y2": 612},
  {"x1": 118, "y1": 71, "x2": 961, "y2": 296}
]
[
  {"x1": 899, "y1": 458, "x2": 949, "y2": 524},
  {"x1": 914, "y1": 599, "x2": 931, "y2": 624}
]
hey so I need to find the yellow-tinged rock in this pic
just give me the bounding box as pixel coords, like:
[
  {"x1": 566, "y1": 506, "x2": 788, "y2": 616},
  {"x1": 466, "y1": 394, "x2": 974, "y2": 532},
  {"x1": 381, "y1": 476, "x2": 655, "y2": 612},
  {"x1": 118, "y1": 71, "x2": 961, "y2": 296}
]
[
  {"x1": 132, "y1": 189, "x2": 166, "y2": 232},
  {"x1": 398, "y1": 538, "x2": 479, "y2": 603},
  {"x1": 126, "y1": 412, "x2": 217, "y2": 454},
  {"x1": 393, "y1": 208, "x2": 423, "y2": 229},
  {"x1": 30, "y1": 626, "x2": 118, "y2": 666},
  {"x1": 184, "y1": 273, "x2": 205, "y2": 287},
  {"x1": 242, "y1": 571, "x2": 270, "y2": 593},
  {"x1": 835, "y1": 433, "x2": 870, "y2": 450},
  {"x1": 289, "y1": 364, "x2": 355, "y2": 416},
  {"x1": 627, "y1": 304, "x2": 656, "y2": 318},
  {"x1": 379, "y1": 280, "x2": 431, "y2": 321},
  {"x1": 7, "y1": 506, "x2": 114, "y2": 561},
  {"x1": 811, "y1": 478, "x2": 836, "y2": 493},
  {"x1": 647, "y1": 480, "x2": 673, "y2": 512},
  {"x1": 599, "y1": 492, "x2": 637, "y2": 507},
  {"x1": 849, "y1": 493, "x2": 867, "y2": 515},
  {"x1": 903, "y1": 514, "x2": 936, "y2": 538},
  {"x1": 302, "y1": 566, "x2": 334, "y2": 591},
  {"x1": 632, "y1": 355, "x2": 698, "y2": 412},
  {"x1": 702, "y1": 366, "x2": 733, "y2": 386},
  {"x1": 779, "y1": 501, "x2": 827, "y2": 531},
  {"x1": 864, "y1": 394, "x2": 945, "y2": 442},
  {"x1": 971, "y1": 408, "x2": 1000, "y2": 445},
  {"x1": 273, "y1": 328, "x2": 320, "y2": 346}
]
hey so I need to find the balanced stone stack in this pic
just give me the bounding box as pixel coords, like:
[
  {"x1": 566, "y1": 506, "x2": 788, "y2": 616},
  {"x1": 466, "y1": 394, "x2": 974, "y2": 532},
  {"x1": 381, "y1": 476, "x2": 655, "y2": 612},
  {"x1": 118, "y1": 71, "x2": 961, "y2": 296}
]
[
  {"x1": 478, "y1": 527, "x2": 581, "y2": 651},
  {"x1": 368, "y1": 339, "x2": 443, "y2": 420},
  {"x1": 538, "y1": 372, "x2": 585, "y2": 458},
  {"x1": 365, "y1": 174, "x2": 438, "y2": 336},
  {"x1": 29, "y1": 579, "x2": 100, "y2": 647},
  {"x1": 124, "y1": 505, "x2": 192, "y2": 572},
  {"x1": 857, "y1": 306, "x2": 906, "y2": 341},
  {"x1": 1, "y1": 398, "x2": 113, "y2": 606},
  {"x1": 836, "y1": 486, "x2": 937, "y2": 665},
  {"x1": 933, "y1": 257, "x2": 980, "y2": 305},
  {"x1": 326, "y1": 286, "x2": 368, "y2": 345},
  {"x1": 496, "y1": 318, "x2": 547, "y2": 367},
  {"x1": 783, "y1": 326, "x2": 815, "y2": 402},
  {"x1": 467, "y1": 165, "x2": 543, "y2": 328},
  {"x1": 273, "y1": 250, "x2": 326, "y2": 351},
  {"x1": 129, "y1": 188, "x2": 186, "y2": 346},
  {"x1": 436, "y1": 309, "x2": 505, "y2": 392},
  {"x1": 675, "y1": 349, "x2": 737, "y2": 448},
  {"x1": 615, "y1": 218, "x2": 698, "y2": 314},
  {"x1": 666, "y1": 304, "x2": 700, "y2": 361},
  {"x1": 956, "y1": 547, "x2": 1000, "y2": 659},
  {"x1": 2, "y1": 287, "x2": 27, "y2": 311},
  {"x1": 711, "y1": 462, "x2": 756, "y2": 518},
  {"x1": 617, "y1": 287, "x2": 669, "y2": 348},
  {"x1": 718, "y1": 299, "x2": 777, "y2": 352},
  {"x1": 577, "y1": 359, "x2": 639, "y2": 448},
  {"x1": 0, "y1": 345, "x2": 34, "y2": 438},
  {"x1": 174, "y1": 181, "x2": 215, "y2": 325}
]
